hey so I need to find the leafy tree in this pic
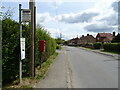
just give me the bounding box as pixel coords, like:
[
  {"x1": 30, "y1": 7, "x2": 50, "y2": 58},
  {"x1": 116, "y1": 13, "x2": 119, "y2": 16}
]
[
  {"x1": 112, "y1": 33, "x2": 120, "y2": 43},
  {"x1": 64, "y1": 41, "x2": 69, "y2": 45},
  {"x1": 55, "y1": 38, "x2": 65, "y2": 44}
]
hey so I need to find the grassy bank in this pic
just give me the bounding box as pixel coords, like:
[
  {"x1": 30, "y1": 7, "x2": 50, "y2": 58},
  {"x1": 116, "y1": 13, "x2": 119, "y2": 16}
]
[
  {"x1": 101, "y1": 50, "x2": 120, "y2": 55},
  {"x1": 3, "y1": 52, "x2": 58, "y2": 88},
  {"x1": 35, "y1": 52, "x2": 58, "y2": 80}
]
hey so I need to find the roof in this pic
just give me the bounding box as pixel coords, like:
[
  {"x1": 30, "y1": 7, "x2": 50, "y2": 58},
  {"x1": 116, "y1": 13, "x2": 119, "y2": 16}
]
[
  {"x1": 80, "y1": 35, "x2": 95, "y2": 40},
  {"x1": 69, "y1": 37, "x2": 79, "y2": 41},
  {"x1": 97, "y1": 33, "x2": 114, "y2": 42},
  {"x1": 98, "y1": 33, "x2": 113, "y2": 37}
]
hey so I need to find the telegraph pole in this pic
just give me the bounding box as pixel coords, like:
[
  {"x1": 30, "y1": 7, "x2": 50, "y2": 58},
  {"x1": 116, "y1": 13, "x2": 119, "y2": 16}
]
[
  {"x1": 29, "y1": 0, "x2": 35, "y2": 78},
  {"x1": 34, "y1": 6, "x2": 36, "y2": 76},
  {"x1": 19, "y1": 4, "x2": 22, "y2": 83}
]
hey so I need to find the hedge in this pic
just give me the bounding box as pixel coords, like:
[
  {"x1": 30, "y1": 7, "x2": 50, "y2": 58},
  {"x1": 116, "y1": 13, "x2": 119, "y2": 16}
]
[
  {"x1": 56, "y1": 44, "x2": 62, "y2": 50},
  {"x1": 2, "y1": 18, "x2": 20, "y2": 83},
  {"x1": 2, "y1": 18, "x2": 56, "y2": 84},
  {"x1": 103, "y1": 43, "x2": 120, "y2": 52},
  {"x1": 93, "y1": 42, "x2": 102, "y2": 49},
  {"x1": 36, "y1": 27, "x2": 56, "y2": 65}
]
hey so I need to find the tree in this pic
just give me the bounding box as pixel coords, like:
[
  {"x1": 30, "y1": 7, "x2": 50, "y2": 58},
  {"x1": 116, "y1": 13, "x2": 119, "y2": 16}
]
[
  {"x1": 64, "y1": 41, "x2": 69, "y2": 45},
  {"x1": 55, "y1": 38, "x2": 65, "y2": 44},
  {"x1": 112, "y1": 33, "x2": 120, "y2": 43}
]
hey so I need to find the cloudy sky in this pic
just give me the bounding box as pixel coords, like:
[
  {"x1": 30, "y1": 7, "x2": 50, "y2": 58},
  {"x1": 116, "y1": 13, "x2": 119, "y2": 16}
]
[{"x1": 1, "y1": 0, "x2": 119, "y2": 40}]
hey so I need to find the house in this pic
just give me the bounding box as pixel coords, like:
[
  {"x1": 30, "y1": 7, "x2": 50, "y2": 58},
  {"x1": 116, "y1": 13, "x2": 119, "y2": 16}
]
[
  {"x1": 79, "y1": 34, "x2": 96, "y2": 44},
  {"x1": 96, "y1": 32, "x2": 115, "y2": 43},
  {"x1": 68, "y1": 34, "x2": 96, "y2": 46},
  {"x1": 68, "y1": 37, "x2": 80, "y2": 46}
]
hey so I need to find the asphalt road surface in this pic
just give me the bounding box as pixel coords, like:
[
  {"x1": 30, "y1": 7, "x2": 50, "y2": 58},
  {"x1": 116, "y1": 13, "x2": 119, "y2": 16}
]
[
  {"x1": 35, "y1": 46, "x2": 118, "y2": 88},
  {"x1": 64, "y1": 46, "x2": 118, "y2": 88}
]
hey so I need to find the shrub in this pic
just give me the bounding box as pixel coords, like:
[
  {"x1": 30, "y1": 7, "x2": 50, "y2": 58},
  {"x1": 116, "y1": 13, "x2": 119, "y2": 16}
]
[
  {"x1": 2, "y1": 18, "x2": 31, "y2": 83},
  {"x1": 56, "y1": 44, "x2": 62, "y2": 50},
  {"x1": 93, "y1": 42, "x2": 102, "y2": 49},
  {"x1": 103, "y1": 43, "x2": 120, "y2": 52},
  {"x1": 2, "y1": 18, "x2": 20, "y2": 83},
  {"x1": 2, "y1": 18, "x2": 56, "y2": 84},
  {"x1": 36, "y1": 27, "x2": 56, "y2": 65},
  {"x1": 85, "y1": 43, "x2": 93, "y2": 49}
]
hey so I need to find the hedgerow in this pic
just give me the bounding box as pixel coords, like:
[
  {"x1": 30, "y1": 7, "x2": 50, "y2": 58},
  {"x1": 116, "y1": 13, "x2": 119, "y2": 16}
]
[
  {"x1": 103, "y1": 43, "x2": 120, "y2": 53},
  {"x1": 2, "y1": 18, "x2": 56, "y2": 84},
  {"x1": 93, "y1": 42, "x2": 102, "y2": 49}
]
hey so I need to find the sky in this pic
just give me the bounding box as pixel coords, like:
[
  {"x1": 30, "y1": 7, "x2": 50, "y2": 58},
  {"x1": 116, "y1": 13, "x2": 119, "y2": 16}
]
[{"x1": 1, "y1": 0, "x2": 119, "y2": 40}]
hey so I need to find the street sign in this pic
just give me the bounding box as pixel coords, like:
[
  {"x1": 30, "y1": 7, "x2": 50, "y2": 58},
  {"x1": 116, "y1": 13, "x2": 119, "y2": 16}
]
[
  {"x1": 20, "y1": 38, "x2": 25, "y2": 60},
  {"x1": 21, "y1": 9, "x2": 31, "y2": 22}
]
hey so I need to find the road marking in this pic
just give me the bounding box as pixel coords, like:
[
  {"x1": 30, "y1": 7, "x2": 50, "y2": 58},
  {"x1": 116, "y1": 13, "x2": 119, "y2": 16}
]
[{"x1": 64, "y1": 50, "x2": 73, "y2": 88}]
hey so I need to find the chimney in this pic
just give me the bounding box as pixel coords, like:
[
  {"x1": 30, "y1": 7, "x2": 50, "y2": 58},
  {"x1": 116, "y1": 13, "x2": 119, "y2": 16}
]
[
  {"x1": 113, "y1": 32, "x2": 115, "y2": 36},
  {"x1": 87, "y1": 34, "x2": 89, "y2": 36},
  {"x1": 82, "y1": 35, "x2": 84, "y2": 37}
]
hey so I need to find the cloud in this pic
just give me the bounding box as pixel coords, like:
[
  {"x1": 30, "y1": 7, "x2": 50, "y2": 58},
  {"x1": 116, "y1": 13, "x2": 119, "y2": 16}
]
[
  {"x1": 100, "y1": 13, "x2": 118, "y2": 25},
  {"x1": 84, "y1": 22, "x2": 114, "y2": 32},
  {"x1": 37, "y1": 13, "x2": 53, "y2": 23},
  {"x1": 57, "y1": 12, "x2": 99, "y2": 23},
  {"x1": 111, "y1": 1, "x2": 118, "y2": 12},
  {"x1": 84, "y1": 0, "x2": 118, "y2": 33},
  {"x1": 36, "y1": 0, "x2": 118, "y2": 40}
]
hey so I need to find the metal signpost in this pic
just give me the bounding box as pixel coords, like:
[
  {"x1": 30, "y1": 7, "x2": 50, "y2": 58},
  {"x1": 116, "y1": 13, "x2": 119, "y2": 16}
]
[
  {"x1": 19, "y1": 4, "x2": 31, "y2": 83},
  {"x1": 21, "y1": 9, "x2": 31, "y2": 22}
]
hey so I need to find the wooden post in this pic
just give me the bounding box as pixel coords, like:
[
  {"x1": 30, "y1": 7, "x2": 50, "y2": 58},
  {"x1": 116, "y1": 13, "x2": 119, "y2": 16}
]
[
  {"x1": 19, "y1": 4, "x2": 22, "y2": 83},
  {"x1": 29, "y1": 0, "x2": 35, "y2": 79}
]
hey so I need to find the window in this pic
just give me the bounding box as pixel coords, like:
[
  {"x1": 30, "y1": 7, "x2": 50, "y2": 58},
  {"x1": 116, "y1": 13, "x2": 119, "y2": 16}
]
[{"x1": 97, "y1": 37, "x2": 99, "y2": 40}]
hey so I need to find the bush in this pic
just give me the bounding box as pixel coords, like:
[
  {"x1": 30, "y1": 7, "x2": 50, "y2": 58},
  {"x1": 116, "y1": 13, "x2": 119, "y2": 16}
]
[
  {"x1": 103, "y1": 43, "x2": 120, "y2": 52},
  {"x1": 2, "y1": 18, "x2": 31, "y2": 83},
  {"x1": 36, "y1": 27, "x2": 56, "y2": 65},
  {"x1": 84, "y1": 43, "x2": 93, "y2": 49},
  {"x1": 2, "y1": 18, "x2": 56, "y2": 84},
  {"x1": 56, "y1": 44, "x2": 62, "y2": 50},
  {"x1": 2, "y1": 18, "x2": 20, "y2": 83},
  {"x1": 93, "y1": 42, "x2": 102, "y2": 49}
]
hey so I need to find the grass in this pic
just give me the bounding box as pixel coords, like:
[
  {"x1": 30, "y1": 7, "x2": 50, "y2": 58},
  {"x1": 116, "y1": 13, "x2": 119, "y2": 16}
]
[
  {"x1": 35, "y1": 52, "x2": 58, "y2": 80},
  {"x1": 79, "y1": 46, "x2": 94, "y2": 50},
  {"x1": 101, "y1": 50, "x2": 120, "y2": 55},
  {"x1": 80, "y1": 46, "x2": 120, "y2": 55},
  {"x1": 21, "y1": 85, "x2": 32, "y2": 88}
]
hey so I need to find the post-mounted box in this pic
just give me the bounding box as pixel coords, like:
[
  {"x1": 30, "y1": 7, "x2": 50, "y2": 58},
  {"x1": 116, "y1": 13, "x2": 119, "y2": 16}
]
[{"x1": 39, "y1": 40, "x2": 45, "y2": 52}]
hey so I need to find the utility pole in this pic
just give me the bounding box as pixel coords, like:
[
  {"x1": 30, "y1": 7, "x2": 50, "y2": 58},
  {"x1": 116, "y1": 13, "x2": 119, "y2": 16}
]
[
  {"x1": 19, "y1": 4, "x2": 22, "y2": 83},
  {"x1": 29, "y1": 0, "x2": 35, "y2": 78},
  {"x1": 34, "y1": 6, "x2": 36, "y2": 77}
]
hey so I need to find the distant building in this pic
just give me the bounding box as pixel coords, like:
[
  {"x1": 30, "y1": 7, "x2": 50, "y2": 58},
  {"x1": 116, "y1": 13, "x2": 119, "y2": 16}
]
[
  {"x1": 68, "y1": 37, "x2": 80, "y2": 46},
  {"x1": 68, "y1": 34, "x2": 96, "y2": 46},
  {"x1": 79, "y1": 34, "x2": 96, "y2": 44},
  {"x1": 96, "y1": 32, "x2": 115, "y2": 43}
]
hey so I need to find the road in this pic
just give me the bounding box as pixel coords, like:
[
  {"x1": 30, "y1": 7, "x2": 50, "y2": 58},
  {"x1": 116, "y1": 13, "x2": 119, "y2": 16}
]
[
  {"x1": 35, "y1": 46, "x2": 118, "y2": 88},
  {"x1": 64, "y1": 46, "x2": 118, "y2": 88}
]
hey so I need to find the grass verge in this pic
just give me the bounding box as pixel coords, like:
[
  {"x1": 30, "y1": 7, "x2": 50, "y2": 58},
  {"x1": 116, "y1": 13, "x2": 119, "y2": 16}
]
[
  {"x1": 3, "y1": 52, "x2": 58, "y2": 89},
  {"x1": 35, "y1": 52, "x2": 58, "y2": 80},
  {"x1": 80, "y1": 47, "x2": 120, "y2": 55},
  {"x1": 101, "y1": 50, "x2": 120, "y2": 55}
]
